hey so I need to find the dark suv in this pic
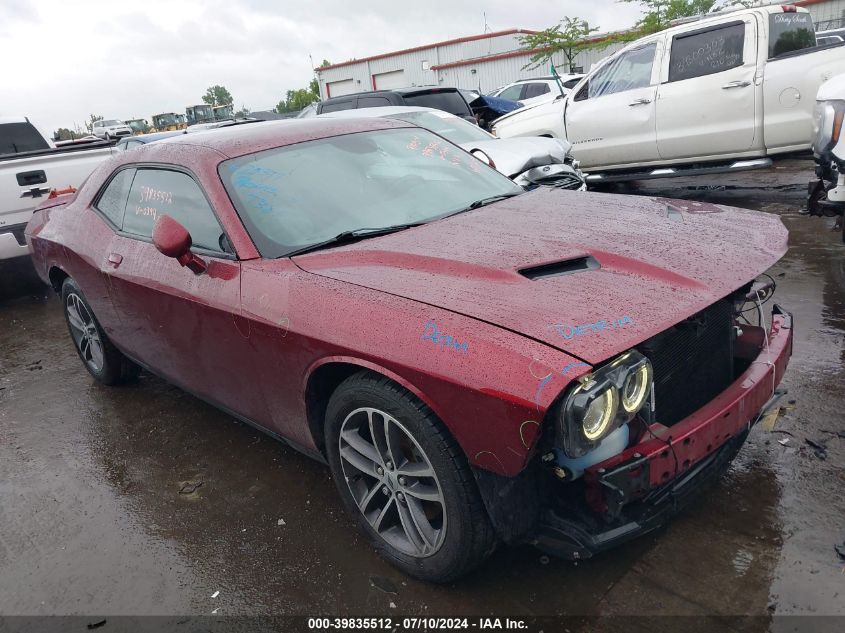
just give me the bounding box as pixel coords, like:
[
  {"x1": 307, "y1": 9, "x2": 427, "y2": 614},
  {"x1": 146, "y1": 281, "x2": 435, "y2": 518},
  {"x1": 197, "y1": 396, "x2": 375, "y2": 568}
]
[{"x1": 316, "y1": 87, "x2": 475, "y2": 121}]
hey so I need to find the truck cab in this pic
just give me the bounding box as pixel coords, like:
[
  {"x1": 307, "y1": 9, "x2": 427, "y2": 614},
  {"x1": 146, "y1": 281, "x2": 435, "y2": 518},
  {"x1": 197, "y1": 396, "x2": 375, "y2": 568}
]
[{"x1": 494, "y1": 5, "x2": 845, "y2": 179}]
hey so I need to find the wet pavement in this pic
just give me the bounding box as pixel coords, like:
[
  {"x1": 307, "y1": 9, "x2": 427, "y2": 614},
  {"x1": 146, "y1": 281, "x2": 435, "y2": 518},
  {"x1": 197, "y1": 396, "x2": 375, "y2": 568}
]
[{"x1": 1, "y1": 159, "x2": 843, "y2": 624}]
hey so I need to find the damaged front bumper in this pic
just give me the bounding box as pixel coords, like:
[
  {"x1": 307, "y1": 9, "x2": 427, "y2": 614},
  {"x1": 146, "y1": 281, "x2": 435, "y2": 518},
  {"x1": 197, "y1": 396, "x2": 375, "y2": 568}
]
[{"x1": 534, "y1": 306, "x2": 793, "y2": 560}]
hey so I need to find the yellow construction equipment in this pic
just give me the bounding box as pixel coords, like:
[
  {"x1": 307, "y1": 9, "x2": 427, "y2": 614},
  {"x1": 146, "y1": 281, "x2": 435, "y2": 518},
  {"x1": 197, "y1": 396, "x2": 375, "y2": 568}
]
[{"x1": 151, "y1": 113, "x2": 187, "y2": 132}]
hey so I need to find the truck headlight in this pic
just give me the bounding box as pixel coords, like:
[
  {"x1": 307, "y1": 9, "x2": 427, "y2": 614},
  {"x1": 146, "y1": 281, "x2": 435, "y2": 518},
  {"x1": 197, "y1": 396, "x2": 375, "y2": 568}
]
[
  {"x1": 558, "y1": 350, "x2": 653, "y2": 457},
  {"x1": 814, "y1": 100, "x2": 845, "y2": 154}
]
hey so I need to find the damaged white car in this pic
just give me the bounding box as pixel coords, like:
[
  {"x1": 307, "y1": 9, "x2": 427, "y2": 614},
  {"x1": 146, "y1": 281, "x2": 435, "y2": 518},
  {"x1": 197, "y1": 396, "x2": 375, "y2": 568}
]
[{"x1": 320, "y1": 106, "x2": 586, "y2": 191}]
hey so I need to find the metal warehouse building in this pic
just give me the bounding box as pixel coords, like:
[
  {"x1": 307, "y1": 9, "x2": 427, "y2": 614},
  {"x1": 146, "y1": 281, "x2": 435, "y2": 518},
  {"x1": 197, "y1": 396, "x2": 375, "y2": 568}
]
[
  {"x1": 315, "y1": 29, "x2": 625, "y2": 99},
  {"x1": 315, "y1": 0, "x2": 845, "y2": 100}
]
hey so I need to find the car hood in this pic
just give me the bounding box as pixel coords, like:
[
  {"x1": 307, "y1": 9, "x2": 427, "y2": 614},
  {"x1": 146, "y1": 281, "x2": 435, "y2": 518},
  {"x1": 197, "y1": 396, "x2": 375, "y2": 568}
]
[
  {"x1": 457, "y1": 137, "x2": 572, "y2": 177},
  {"x1": 293, "y1": 189, "x2": 788, "y2": 364}
]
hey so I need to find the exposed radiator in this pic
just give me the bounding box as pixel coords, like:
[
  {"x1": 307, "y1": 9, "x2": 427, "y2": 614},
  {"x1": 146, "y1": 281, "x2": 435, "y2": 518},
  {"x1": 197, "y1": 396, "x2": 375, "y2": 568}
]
[{"x1": 637, "y1": 299, "x2": 734, "y2": 427}]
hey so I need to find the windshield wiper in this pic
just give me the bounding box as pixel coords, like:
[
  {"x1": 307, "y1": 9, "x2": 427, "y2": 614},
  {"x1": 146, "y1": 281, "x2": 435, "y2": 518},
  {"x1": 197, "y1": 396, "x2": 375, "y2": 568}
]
[
  {"x1": 445, "y1": 192, "x2": 524, "y2": 218},
  {"x1": 285, "y1": 223, "x2": 423, "y2": 257}
]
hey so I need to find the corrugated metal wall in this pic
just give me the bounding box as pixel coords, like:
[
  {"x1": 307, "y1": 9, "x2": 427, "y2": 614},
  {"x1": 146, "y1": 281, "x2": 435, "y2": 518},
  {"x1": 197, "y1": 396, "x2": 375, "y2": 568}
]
[
  {"x1": 316, "y1": 32, "x2": 624, "y2": 99},
  {"x1": 805, "y1": 0, "x2": 845, "y2": 29}
]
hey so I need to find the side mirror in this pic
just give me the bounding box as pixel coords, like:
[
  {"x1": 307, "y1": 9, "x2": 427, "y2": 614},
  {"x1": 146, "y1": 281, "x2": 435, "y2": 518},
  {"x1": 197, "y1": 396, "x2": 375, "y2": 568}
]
[{"x1": 152, "y1": 215, "x2": 207, "y2": 274}]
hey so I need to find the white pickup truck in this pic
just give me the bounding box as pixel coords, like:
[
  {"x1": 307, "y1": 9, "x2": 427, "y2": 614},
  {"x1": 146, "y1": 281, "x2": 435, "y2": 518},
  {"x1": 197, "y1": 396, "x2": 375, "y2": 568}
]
[
  {"x1": 492, "y1": 5, "x2": 845, "y2": 182},
  {"x1": 1, "y1": 117, "x2": 111, "y2": 264}
]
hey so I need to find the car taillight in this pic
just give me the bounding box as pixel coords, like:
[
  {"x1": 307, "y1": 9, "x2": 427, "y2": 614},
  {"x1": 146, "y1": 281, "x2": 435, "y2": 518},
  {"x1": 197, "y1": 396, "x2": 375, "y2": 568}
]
[{"x1": 833, "y1": 109, "x2": 844, "y2": 144}]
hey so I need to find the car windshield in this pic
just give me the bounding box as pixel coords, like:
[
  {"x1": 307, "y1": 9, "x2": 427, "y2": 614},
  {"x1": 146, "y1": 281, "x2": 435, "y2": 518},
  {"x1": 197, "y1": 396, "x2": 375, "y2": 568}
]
[
  {"x1": 769, "y1": 11, "x2": 816, "y2": 58},
  {"x1": 219, "y1": 127, "x2": 521, "y2": 258},
  {"x1": 388, "y1": 111, "x2": 492, "y2": 145},
  {"x1": 102, "y1": 120, "x2": 122, "y2": 126}
]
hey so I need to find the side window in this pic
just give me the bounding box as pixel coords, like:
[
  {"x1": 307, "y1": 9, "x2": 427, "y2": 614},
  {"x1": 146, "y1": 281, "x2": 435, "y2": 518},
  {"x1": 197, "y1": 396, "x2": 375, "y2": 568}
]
[
  {"x1": 669, "y1": 22, "x2": 745, "y2": 82},
  {"x1": 123, "y1": 169, "x2": 226, "y2": 252},
  {"x1": 357, "y1": 97, "x2": 392, "y2": 107},
  {"x1": 95, "y1": 168, "x2": 134, "y2": 228},
  {"x1": 497, "y1": 85, "x2": 524, "y2": 101},
  {"x1": 587, "y1": 43, "x2": 657, "y2": 98},
  {"x1": 523, "y1": 83, "x2": 551, "y2": 99},
  {"x1": 321, "y1": 100, "x2": 355, "y2": 113}
]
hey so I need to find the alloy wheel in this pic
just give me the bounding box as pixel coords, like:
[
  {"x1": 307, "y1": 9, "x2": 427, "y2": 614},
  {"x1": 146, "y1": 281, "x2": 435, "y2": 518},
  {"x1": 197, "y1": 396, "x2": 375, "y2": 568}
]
[
  {"x1": 338, "y1": 407, "x2": 447, "y2": 557},
  {"x1": 65, "y1": 293, "x2": 104, "y2": 373}
]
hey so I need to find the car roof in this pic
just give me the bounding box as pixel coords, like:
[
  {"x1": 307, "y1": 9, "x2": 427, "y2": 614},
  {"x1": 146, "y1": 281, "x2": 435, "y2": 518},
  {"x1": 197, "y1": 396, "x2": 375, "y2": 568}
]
[
  {"x1": 128, "y1": 130, "x2": 187, "y2": 143},
  {"x1": 148, "y1": 117, "x2": 411, "y2": 159},
  {"x1": 318, "y1": 105, "x2": 440, "y2": 119},
  {"x1": 323, "y1": 86, "x2": 461, "y2": 102}
]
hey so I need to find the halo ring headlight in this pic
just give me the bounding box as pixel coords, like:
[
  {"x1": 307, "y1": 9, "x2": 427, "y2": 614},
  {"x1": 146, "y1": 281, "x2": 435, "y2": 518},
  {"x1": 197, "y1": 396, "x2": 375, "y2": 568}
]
[
  {"x1": 621, "y1": 361, "x2": 652, "y2": 413},
  {"x1": 582, "y1": 386, "x2": 618, "y2": 441}
]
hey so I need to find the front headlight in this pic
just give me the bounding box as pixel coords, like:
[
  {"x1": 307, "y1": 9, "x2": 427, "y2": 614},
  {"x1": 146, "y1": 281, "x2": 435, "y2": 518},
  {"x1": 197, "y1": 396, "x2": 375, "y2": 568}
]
[
  {"x1": 814, "y1": 100, "x2": 845, "y2": 154},
  {"x1": 582, "y1": 386, "x2": 617, "y2": 440},
  {"x1": 558, "y1": 350, "x2": 653, "y2": 457},
  {"x1": 621, "y1": 360, "x2": 652, "y2": 413}
]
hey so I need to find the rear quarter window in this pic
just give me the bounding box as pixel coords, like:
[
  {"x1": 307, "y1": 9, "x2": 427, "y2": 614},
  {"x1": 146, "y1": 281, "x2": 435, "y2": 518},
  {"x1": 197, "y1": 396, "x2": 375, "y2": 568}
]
[
  {"x1": 357, "y1": 97, "x2": 392, "y2": 107},
  {"x1": 523, "y1": 83, "x2": 551, "y2": 99},
  {"x1": 95, "y1": 168, "x2": 135, "y2": 228},
  {"x1": 321, "y1": 100, "x2": 356, "y2": 113},
  {"x1": 769, "y1": 12, "x2": 816, "y2": 58},
  {"x1": 0, "y1": 122, "x2": 50, "y2": 155},
  {"x1": 403, "y1": 91, "x2": 471, "y2": 116}
]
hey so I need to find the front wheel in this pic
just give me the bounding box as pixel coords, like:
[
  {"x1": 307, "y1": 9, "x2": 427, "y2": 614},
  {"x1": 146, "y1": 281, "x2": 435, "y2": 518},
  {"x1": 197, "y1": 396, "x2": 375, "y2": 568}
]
[
  {"x1": 325, "y1": 372, "x2": 496, "y2": 582},
  {"x1": 61, "y1": 277, "x2": 139, "y2": 385}
]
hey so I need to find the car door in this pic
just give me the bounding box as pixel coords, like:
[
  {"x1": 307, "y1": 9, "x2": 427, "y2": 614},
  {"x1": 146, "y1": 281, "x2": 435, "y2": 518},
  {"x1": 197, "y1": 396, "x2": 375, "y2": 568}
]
[
  {"x1": 564, "y1": 41, "x2": 662, "y2": 169},
  {"x1": 656, "y1": 17, "x2": 760, "y2": 160},
  {"x1": 102, "y1": 166, "x2": 269, "y2": 423}
]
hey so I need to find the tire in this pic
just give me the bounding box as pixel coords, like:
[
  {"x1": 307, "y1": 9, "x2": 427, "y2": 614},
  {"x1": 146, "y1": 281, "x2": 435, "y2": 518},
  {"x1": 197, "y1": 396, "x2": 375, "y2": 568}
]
[
  {"x1": 61, "y1": 277, "x2": 140, "y2": 385},
  {"x1": 325, "y1": 371, "x2": 496, "y2": 582}
]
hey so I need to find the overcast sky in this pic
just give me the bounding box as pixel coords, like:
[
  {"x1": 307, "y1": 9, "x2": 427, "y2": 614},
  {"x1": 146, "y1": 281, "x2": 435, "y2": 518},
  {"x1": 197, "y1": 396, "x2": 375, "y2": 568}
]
[{"x1": 1, "y1": 0, "x2": 644, "y2": 135}]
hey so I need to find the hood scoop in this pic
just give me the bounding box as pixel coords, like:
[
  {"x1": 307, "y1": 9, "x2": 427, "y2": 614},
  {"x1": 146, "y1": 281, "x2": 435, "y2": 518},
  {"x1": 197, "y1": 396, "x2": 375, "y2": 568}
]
[{"x1": 519, "y1": 255, "x2": 601, "y2": 281}]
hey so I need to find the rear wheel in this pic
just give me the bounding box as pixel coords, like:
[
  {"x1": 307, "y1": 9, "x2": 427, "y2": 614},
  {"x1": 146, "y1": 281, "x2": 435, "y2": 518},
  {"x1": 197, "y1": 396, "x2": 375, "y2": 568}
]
[
  {"x1": 325, "y1": 372, "x2": 496, "y2": 582},
  {"x1": 61, "y1": 277, "x2": 139, "y2": 385}
]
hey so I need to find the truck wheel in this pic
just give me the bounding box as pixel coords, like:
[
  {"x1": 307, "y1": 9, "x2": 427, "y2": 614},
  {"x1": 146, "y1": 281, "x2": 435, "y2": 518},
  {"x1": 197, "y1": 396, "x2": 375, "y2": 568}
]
[
  {"x1": 61, "y1": 278, "x2": 139, "y2": 385},
  {"x1": 325, "y1": 372, "x2": 496, "y2": 582}
]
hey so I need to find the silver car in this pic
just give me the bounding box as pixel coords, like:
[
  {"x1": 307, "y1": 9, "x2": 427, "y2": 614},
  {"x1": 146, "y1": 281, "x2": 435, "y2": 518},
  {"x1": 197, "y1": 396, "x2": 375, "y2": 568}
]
[{"x1": 320, "y1": 106, "x2": 585, "y2": 190}]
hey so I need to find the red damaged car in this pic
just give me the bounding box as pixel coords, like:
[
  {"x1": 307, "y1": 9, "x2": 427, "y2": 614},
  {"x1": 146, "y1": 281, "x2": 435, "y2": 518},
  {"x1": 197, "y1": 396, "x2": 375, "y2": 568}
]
[{"x1": 25, "y1": 119, "x2": 792, "y2": 582}]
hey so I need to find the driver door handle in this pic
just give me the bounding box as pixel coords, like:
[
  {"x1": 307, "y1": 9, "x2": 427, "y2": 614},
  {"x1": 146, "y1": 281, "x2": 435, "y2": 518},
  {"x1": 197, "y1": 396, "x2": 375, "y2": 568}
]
[
  {"x1": 628, "y1": 98, "x2": 652, "y2": 106},
  {"x1": 722, "y1": 80, "x2": 751, "y2": 89}
]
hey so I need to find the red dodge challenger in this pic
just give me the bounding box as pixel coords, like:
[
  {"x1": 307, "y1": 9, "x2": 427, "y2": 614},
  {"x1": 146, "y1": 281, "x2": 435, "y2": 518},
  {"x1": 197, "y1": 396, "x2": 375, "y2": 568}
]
[{"x1": 25, "y1": 118, "x2": 792, "y2": 581}]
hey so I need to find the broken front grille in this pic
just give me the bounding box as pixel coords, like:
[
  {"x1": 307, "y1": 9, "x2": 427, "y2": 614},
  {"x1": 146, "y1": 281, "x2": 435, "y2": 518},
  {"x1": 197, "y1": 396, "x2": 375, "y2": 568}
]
[{"x1": 637, "y1": 299, "x2": 734, "y2": 427}]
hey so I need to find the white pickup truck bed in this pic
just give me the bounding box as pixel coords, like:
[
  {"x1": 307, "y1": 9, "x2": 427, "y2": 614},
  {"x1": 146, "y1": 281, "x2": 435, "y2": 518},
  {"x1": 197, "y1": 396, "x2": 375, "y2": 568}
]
[{"x1": 1, "y1": 139, "x2": 111, "y2": 262}]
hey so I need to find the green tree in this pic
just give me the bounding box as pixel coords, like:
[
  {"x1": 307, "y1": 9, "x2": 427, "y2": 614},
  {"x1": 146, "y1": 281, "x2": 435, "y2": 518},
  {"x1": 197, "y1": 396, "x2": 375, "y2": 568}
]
[
  {"x1": 519, "y1": 17, "x2": 606, "y2": 72},
  {"x1": 85, "y1": 114, "x2": 103, "y2": 133},
  {"x1": 234, "y1": 104, "x2": 251, "y2": 118},
  {"x1": 53, "y1": 127, "x2": 77, "y2": 141},
  {"x1": 202, "y1": 85, "x2": 234, "y2": 107},
  {"x1": 620, "y1": 0, "x2": 754, "y2": 33},
  {"x1": 274, "y1": 87, "x2": 319, "y2": 114}
]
